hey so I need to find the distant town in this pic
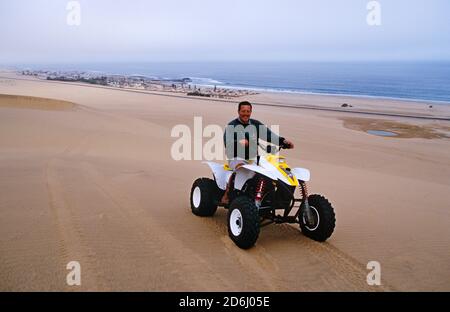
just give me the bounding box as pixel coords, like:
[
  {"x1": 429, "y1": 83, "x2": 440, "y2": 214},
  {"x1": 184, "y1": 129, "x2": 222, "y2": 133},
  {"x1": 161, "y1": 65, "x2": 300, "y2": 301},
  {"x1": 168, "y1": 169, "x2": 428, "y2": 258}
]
[{"x1": 19, "y1": 70, "x2": 258, "y2": 99}]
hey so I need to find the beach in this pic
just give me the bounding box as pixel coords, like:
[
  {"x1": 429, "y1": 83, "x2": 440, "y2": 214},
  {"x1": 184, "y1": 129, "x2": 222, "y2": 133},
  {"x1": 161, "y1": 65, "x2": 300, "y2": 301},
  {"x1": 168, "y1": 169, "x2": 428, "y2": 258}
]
[{"x1": 0, "y1": 71, "x2": 449, "y2": 291}]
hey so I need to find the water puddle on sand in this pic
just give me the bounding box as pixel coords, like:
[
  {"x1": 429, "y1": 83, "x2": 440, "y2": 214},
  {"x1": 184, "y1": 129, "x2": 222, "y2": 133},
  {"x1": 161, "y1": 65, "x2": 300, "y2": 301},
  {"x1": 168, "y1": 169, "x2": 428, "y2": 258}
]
[
  {"x1": 367, "y1": 130, "x2": 398, "y2": 137},
  {"x1": 341, "y1": 117, "x2": 449, "y2": 139}
]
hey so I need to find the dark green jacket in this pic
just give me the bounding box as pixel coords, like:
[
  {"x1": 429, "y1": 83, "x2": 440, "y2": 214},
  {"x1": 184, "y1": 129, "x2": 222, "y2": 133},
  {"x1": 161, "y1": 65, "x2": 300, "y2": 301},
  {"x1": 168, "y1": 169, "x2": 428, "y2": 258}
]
[{"x1": 223, "y1": 118, "x2": 285, "y2": 160}]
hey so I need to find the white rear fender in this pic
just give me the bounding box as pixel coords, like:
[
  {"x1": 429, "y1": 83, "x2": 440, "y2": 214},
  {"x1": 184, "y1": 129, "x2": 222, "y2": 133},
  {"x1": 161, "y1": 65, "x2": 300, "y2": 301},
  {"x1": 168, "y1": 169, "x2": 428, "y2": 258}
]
[
  {"x1": 203, "y1": 162, "x2": 232, "y2": 190},
  {"x1": 291, "y1": 167, "x2": 311, "y2": 182},
  {"x1": 234, "y1": 167, "x2": 256, "y2": 191}
]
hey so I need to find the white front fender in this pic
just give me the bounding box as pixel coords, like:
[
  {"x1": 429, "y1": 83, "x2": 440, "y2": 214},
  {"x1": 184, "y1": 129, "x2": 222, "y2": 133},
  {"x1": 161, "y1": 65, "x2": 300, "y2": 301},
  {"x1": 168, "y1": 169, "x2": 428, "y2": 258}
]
[
  {"x1": 233, "y1": 163, "x2": 280, "y2": 190},
  {"x1": 291, "y1": 167, "x2": 310, "y2": 182},
  {"x1": 241, "y1": 164, "x2": 278, "y2": 181}
]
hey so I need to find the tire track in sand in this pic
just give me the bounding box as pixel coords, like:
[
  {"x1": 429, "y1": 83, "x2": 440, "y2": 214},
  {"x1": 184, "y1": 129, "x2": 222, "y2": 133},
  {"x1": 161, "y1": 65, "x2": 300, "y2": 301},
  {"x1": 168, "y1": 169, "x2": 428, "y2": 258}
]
[
  {"x1": 282, "y1": 224, "x2": 395, "y2": 291},
  {"x1": 78, "y1": 161, "x2": 237, "y2": 291},
  {"x1": 45, "y1": 158, "x2": 108, "y2": 290},
  {"x1": 220, "y1": 236, "x2": 282, "y2": 291},
  {"x1": 204, "y1": 212, "x2": 395, "y2": 291},
  {"x1": 200, "y1": 211, "x2": 294, "y2": 291}
]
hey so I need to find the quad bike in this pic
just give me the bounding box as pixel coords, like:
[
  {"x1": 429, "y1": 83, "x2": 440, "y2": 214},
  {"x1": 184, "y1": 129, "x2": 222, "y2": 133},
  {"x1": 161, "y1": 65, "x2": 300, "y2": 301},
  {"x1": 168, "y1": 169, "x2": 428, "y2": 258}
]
[{"x1": 189, "y1": 145, "x2": 336, "y2": 249}]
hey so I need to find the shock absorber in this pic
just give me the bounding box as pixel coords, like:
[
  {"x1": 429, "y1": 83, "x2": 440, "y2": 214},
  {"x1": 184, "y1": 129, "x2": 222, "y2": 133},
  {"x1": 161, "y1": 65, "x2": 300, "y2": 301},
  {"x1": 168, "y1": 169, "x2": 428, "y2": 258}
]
[
  {"x1": 255, "y1": 178, "x2": 267, "y2": 207},
  {"x1": 300, "y1": 182, "x2": 314, "y2": 227},
  {"x1": 301, "y1": 182, "x2": 309, "y2": 199}
]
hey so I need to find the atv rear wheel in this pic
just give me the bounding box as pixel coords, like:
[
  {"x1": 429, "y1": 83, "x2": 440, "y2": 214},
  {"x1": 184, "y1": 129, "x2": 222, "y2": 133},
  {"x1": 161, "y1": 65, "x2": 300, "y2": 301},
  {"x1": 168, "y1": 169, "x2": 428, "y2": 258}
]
[
  {"x1": 299, "y1": 194, "x2": 336, "y2": 242},
  {"x1": 190, "y1": 178, "x2": 219, "y2": 217},
  {"x1": 228, "y1": 196, "x2": 260, "y2": 249}
]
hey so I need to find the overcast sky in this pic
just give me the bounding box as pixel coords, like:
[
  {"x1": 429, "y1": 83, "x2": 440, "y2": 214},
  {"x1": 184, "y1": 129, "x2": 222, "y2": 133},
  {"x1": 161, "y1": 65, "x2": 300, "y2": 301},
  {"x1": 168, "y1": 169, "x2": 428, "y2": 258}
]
[{"x1": 1, "y1": 0, "x2": 449, "y2": 64}]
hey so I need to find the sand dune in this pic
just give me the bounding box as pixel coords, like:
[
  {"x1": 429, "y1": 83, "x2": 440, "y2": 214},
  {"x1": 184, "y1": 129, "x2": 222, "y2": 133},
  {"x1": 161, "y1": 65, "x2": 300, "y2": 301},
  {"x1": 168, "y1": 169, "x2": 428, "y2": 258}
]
[
  {"x1": 0, "y1": 94, "x2": 75, "y2": 111},
  {"x1": 0, "y1": 75, "x2": 449, "y2": 291}
]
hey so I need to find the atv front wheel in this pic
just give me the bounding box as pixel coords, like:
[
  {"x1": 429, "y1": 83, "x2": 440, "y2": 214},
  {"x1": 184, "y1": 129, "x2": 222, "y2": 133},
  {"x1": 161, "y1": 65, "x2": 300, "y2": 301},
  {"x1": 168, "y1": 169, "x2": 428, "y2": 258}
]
[
  {"x1": 190, "y1": 178, "x2": 219, "y2": 217},
  {"x1": 299, "y1": 194, "x2": 336, "y2": 242},
  {"x1": 228, "y1": 196, "x2": 260, "y2": 249}
]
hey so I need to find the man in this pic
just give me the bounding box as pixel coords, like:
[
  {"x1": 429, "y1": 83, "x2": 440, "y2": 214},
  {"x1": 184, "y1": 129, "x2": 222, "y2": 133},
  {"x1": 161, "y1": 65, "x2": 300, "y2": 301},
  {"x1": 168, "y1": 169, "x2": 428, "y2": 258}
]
[{"x1": 220, "y1": 101, "x2": 294, "y2": 205}]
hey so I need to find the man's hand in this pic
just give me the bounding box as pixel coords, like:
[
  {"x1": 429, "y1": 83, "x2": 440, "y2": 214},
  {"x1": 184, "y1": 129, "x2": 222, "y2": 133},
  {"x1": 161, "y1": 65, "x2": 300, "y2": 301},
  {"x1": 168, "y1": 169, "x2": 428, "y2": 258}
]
[
  {"x1": 239, "y1": 139, "x2": 249, "y2": 147},
  {"x1": 282, "y1": 139, "x2": 294, "y2": 149}
]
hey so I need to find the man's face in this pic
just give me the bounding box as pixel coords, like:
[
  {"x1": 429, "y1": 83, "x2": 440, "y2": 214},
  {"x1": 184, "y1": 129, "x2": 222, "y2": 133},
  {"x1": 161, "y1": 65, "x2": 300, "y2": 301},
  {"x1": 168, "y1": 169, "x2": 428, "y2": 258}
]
[{"x1": 238, "y1": 105, "x2": 252, "y2": 124}]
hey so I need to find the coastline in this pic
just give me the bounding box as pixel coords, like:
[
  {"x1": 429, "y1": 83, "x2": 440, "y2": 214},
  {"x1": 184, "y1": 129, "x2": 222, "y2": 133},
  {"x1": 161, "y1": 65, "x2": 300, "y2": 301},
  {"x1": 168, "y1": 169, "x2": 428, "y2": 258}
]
[
  {"x1": 189, "y1": 80, "x2": 450, "y2": 106},
  {"x1": 1, "y1": 69, "x2": 450, "y2": 121},
  {"x1": 5, "y1": 61, "x2": 450, "y2": 104}
]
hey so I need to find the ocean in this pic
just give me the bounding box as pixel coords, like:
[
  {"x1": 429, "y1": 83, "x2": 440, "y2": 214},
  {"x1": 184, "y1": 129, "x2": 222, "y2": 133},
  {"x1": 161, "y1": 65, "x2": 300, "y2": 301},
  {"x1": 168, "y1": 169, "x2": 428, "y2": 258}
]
[{"x1": 17, "y1": 61, "x2": 450, "y2": 103}]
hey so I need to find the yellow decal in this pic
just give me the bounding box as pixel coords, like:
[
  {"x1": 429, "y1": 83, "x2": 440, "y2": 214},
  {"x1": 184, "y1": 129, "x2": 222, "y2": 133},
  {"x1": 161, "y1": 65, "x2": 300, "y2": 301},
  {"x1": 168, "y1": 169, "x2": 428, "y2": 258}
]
[{"x1": 266, "y1": 155, "x2": 299, "y2": 186}]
